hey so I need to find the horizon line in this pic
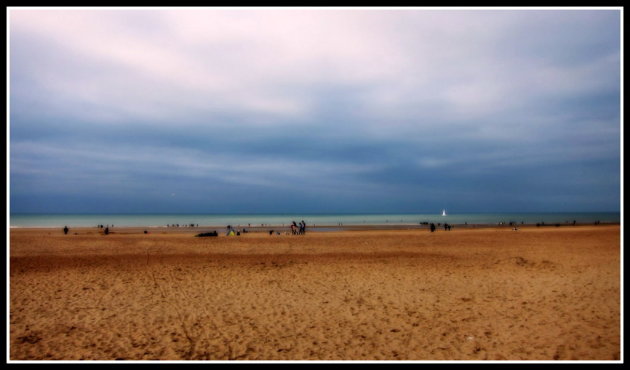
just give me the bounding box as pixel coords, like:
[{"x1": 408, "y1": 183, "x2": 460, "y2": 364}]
[{"x1": 9, "y1": 211, "x2": 621, "y2": 215}]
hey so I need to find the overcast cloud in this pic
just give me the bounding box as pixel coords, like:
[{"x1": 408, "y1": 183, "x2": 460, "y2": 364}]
[{"x1": 9, "y1": 7, "x2": 621, "y2": 213}]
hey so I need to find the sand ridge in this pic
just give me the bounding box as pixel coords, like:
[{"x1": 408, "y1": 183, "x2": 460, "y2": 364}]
[{"x1": 9, "y1": 225, "x2": 621, "y2": 361}]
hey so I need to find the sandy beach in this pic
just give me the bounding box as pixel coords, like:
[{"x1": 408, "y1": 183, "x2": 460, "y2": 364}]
[{"x1": 9, "y1": 224, "x2": 621, "y2": 361}]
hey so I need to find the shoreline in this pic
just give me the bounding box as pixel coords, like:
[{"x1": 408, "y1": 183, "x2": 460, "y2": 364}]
[
  {"x1": 9, "y1": 212, "x2": 620, "y2": 231},
  {"x1": 9, "y1": 222, "x2": 621, "y2": 233}
]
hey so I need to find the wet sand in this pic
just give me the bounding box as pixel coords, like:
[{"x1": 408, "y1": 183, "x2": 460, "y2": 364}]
[{"x1": 9, "y1": 225, "x2": 621, "y2": 361}]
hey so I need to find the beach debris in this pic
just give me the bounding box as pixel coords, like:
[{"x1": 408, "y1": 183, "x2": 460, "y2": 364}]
[{"x1": 195, "y1": 231, "x2": 218, "y2": 237}]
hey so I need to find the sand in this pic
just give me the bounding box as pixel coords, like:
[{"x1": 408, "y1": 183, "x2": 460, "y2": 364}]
[{"x1": 9, "y1": 225, "x2": 621, "y2": 361}]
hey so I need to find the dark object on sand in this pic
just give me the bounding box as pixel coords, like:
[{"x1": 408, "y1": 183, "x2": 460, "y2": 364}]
[
  {"x1": 104, "y1": 227, "x2": 109, "y2": 235},
  {"x1": 63, "y1": 226, "x2": 69, "y2": 235},
  {"x1": 144, "y1": 230, "x2": 148, "y2": 234},
  {"x1": 269, "y1": 230, "x2": 274, "y2": 235},
  {"x1": 196, "y1": 231, "x2": 218, "y2": 237}
]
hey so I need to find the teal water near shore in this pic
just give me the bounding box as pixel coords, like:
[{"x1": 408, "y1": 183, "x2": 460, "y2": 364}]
[{"x1": 9, "y1": 212, "x2": 620, "y2": 228}]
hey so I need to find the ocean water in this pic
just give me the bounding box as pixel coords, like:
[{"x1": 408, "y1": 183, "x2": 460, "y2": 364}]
[{"x1": 9, "y1": 212, "x2": 621, "y2": 228}]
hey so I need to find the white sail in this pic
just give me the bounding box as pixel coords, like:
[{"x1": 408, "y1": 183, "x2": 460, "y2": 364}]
[{"x1": 442, "y1": 209, "x2": 447, "y2": 216}]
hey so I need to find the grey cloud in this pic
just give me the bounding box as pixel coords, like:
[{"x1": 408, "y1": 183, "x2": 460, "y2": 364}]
[{"x1": 9, "y1": 8, "x2": 621, "y2": 213}]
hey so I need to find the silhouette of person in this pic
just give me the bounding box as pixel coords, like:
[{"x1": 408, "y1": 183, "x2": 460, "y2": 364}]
[
  {"x1": 430, "y1": 223, "x2": 436, "y2": 232},
  {"x1": 63, "y1": 226, "x2": 69, "y2": 235},
  {"x1": 104, "y1": 227, "x2": 109, "y2": 235},
  {"x1": 291, "y1": 221, "x2": 298, "y2": 235}
]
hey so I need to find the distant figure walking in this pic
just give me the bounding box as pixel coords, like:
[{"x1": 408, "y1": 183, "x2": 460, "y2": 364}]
[
  {"x1": 300, "y1": 220, "x2": 306, "y2": 235},
  {"x1": 430, "y1": 223, "x2": 436, "y2": 232},
  {"x1": 63, "y1": 226, "x2": 69, "y2": 235},
  {"x1": 104, "y1": 227, "x2": 109, "y2": 235}
]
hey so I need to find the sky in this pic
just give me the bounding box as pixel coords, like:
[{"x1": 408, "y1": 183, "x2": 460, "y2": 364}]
[{"x1": 8, "y1": 7, "x2": 622, "y2": 214}]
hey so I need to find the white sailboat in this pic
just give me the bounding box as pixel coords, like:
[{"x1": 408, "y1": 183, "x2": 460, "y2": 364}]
[{"x1": 442, "y1": 209, "x2": 447, "y2": 216}]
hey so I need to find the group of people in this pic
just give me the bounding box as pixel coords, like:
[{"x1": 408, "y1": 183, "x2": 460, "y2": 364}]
[
  {"x1": 290, "y1": 220, "x2": 307, "y2": 235},
  {"x1": 427, "y1": 222, "x2": 453, "y2": 232},
  {"x1": 64, "y1": 224, "x2": 111, "y2": 235},
  {"x1": 97, "y1": 224, "x2": 110, "y2": 234},
  {"x1": 226, "y1": 225, "x2": 248, "y2": 236}
]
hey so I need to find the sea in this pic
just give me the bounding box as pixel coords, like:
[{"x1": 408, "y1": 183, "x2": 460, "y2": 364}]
[{"x1": 8, "y1": 212, "x2": 621, "y2": 229}]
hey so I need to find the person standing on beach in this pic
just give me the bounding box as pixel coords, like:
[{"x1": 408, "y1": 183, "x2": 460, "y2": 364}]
[
  {"x1": 292, "y1": 221, "x2": 298, "y2": 235},
  {"x1": 430, "y1": 223, "x2": 436, "y2": 232},
  {"x1": 63, "y1": 226, "x2": 69, "y2": 235},
  {"x1": 227, "y1": 225, "x2": 235, "y2": 236}
]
